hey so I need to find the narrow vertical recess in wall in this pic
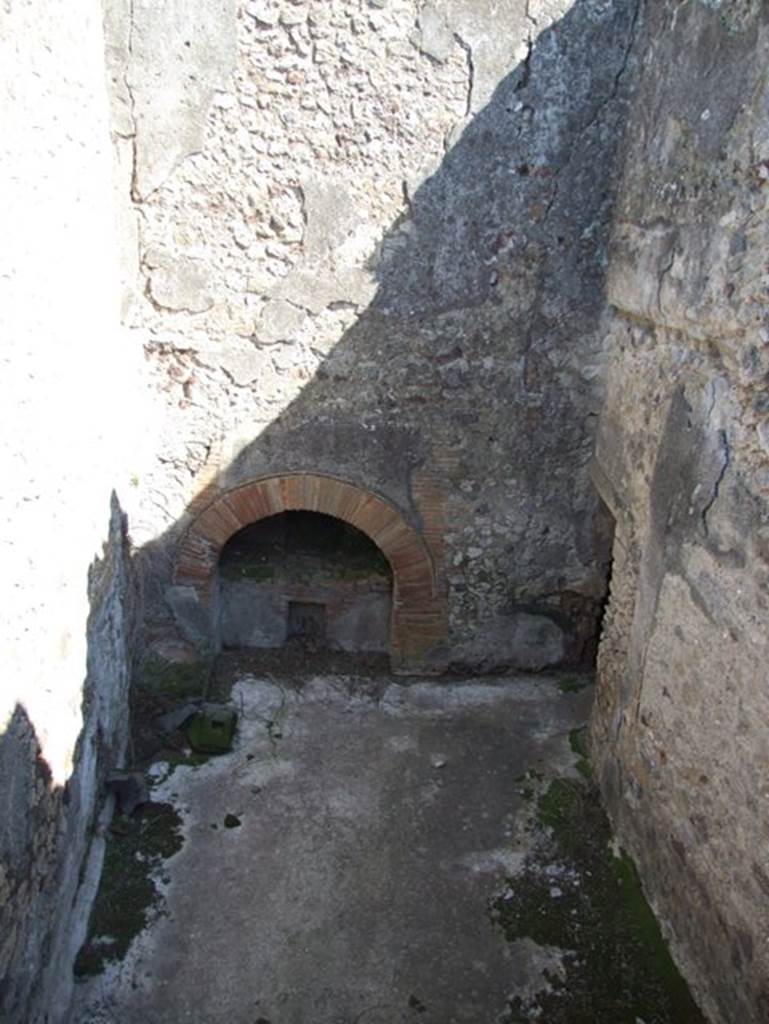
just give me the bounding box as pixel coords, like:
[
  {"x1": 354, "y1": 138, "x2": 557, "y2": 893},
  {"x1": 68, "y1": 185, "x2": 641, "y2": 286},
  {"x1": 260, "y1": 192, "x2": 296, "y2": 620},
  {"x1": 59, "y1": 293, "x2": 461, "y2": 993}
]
[
  {"x1": 592, "y1": 494, "x2": 617, "y2": 660},
  {"x1": 174, "y1": 473, "x2": 446, "y2": 673},
  {"x1": 588, "y1": 465, "x2": 640, "y2": 790}
]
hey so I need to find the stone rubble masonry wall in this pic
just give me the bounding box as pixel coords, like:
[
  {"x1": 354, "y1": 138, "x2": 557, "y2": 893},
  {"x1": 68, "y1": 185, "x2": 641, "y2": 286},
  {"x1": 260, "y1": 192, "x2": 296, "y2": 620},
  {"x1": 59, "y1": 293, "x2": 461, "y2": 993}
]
[
  {"x1": 0, "y1": 2, "x2": 146, "y2": 1021},
  {"x1": 110, "y1": 0, "x2": 640, "y2": 671},
  {"x1": 590, "y1": 3, "x2": 769, "y2": 1022}
]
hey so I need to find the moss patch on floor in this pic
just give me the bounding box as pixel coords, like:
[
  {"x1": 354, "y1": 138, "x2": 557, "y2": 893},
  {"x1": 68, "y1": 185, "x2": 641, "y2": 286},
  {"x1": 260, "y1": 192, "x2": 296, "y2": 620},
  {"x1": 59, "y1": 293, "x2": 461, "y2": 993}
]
[
  {"x1": 74, "y1": 802, "x2": 184, "y2": 978},
  {"x1": 491, "y1": 772, "x2": 705, "y2": 1023}
]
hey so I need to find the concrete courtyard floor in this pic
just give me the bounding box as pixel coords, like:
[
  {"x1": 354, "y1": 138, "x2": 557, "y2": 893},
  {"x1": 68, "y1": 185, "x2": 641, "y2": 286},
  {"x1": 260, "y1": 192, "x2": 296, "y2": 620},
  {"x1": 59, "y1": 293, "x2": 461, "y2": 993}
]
[{"x1": 70, "y1": 668, "x2": 701, "y2": 1024}]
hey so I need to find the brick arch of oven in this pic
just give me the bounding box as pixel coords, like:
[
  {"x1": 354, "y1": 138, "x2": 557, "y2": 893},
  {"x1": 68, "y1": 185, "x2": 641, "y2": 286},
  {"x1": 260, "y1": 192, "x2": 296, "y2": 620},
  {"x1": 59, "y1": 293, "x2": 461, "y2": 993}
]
[{"x1": 174, "y1": 473, "x2": 446, "y2": 674}]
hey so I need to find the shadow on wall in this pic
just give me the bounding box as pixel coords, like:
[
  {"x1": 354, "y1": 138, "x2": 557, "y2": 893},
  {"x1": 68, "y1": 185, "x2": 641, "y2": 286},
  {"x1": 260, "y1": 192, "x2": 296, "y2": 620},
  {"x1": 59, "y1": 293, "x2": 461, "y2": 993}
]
[
  {"x1": 137, "y1": 0, "x2": 637, "y2": 673},
  {"x1": 0, "y1": 494, "x2": 136, "y2": 1023}
]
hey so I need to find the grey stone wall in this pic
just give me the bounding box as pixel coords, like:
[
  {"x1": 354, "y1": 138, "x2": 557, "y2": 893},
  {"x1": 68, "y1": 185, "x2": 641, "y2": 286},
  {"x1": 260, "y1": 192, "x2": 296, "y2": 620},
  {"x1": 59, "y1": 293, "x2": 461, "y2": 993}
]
[
  {"x1": 0, "y1": 2, "x2": 143, "y2": 1019},
  {"x1": 590, "y1": 2, "x2": 769, "y2": 1021},
  {"x1": 113, "y1": 0, "x2": 640, "y2": 670}
]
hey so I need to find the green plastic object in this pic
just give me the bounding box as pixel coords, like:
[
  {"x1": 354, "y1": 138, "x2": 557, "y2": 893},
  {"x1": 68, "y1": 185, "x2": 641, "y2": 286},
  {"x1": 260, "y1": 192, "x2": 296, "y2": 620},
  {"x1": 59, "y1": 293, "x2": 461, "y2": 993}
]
[{"x1": 184, "y1": 705, "x2": 237, "y2": 754}]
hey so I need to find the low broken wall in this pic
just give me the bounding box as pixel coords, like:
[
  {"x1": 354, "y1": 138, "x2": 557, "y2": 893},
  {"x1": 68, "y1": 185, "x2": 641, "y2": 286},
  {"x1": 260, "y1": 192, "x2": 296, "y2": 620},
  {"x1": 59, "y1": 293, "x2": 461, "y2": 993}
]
[{"x1": 0, "y1": 2, "x2": 144, "y2": 1019}]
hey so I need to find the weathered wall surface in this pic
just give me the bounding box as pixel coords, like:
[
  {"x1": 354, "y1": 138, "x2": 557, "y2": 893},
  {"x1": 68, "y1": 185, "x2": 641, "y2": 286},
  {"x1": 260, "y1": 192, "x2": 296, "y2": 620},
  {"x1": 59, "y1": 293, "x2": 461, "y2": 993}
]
[
  {"x1": 591, "y1": 2, "x2": 769, "y2": 1021},
  {"x1": 112, "y1": 0, "x2": 638, "y2": 670},
  {"x1": 0, "y1": 2, "x2": 144, "y2": 1020}
]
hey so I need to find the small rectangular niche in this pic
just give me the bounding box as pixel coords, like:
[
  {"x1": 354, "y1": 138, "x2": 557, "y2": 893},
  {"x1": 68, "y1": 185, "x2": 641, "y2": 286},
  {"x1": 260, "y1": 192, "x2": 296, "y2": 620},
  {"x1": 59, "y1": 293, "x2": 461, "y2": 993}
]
[{"x1": 287, "y1": 601, "x2": 327, "y2": 644}]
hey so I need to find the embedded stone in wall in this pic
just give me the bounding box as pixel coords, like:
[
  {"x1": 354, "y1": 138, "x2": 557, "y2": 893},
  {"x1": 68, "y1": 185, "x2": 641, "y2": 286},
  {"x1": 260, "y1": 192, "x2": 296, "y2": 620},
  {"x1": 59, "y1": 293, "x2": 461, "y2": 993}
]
[
  {"x1": 299, "y1": 174, "x2": 360, "y2": 261},
  {"x1": 257, "y1": 298, "x2": 307, "y2": 344},
  {"x1": 126, "y1": 0, "x2": 238, "y2": 198},
  {"x1": 217, "y1": 340, "x2": 270, "y2": 387},
  {"x1": 438, "y1": 0, "x2": 530, "y2": 113},
  {"x1": 414, "y1": 4, "x2": 455, "y2": 64},
  {"x1": 270, "y1": 265, "x2": 376, "y2": 315},
  {"x1": 148, "y1": 258, "x2": 214, "y2": 313},
  {"x1": 102, "y1": 0, "x2": 133, "y2": 138}
]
